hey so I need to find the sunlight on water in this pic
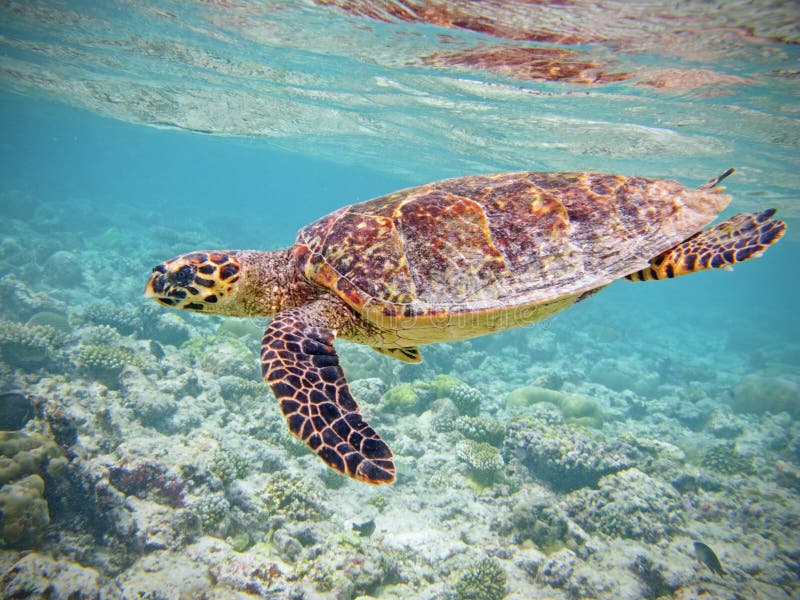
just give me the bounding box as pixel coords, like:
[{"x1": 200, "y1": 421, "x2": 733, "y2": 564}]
[{"x1": 0, "y1": 2, "x2": 798, "y2": 599}]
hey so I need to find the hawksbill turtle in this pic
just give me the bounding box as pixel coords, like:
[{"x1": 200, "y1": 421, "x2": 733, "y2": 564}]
[{"x1": 145, "y1": 168, "x2": 785, "y2": 484}]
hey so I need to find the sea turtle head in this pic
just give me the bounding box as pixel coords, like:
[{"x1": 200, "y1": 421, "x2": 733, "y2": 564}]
[{"x1": 145, "y1": 251, "x2": 244, "y2": 315}]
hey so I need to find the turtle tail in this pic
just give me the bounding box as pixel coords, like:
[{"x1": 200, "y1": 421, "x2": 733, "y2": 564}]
[{"x1": 625, "y1": 209, "x2": 786, "y2": 282}]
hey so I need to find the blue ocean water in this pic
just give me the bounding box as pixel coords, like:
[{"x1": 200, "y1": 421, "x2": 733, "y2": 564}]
[{"x1": 0, "y1": 2, "x2": 798, "y2": 598}]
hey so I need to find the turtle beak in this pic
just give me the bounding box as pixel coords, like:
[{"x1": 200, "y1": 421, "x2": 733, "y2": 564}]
[{"x1": 144, "y1": 263, "x2": 168, "y2": 300}]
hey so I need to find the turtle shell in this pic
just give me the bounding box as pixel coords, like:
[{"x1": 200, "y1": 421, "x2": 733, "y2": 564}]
[{"x1": 295, "y1": 171, "x2": 729, "y2": 332}]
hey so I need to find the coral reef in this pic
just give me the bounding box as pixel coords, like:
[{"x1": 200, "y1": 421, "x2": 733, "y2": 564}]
[
  {"x1": 701, "y1": 442, "x2": 755, "y2": 475},
  {"x1": 77, "y1": 303, "x2": 143, "y2": 336},
  {"x1": 449, "y1": 383, "x2": 484, "y2": 417},
  {"x1": 0, "y1": 430, "x2": 66, "y2": 486},
  {"x1": 77, "y1": 343, "x2": 144, "y2": 387},
  {"x1": 729, "y1": 371, "x2": 799, "y2": 416},
  {"x1": 0, "y1": 319, "x2": 69, "y2": 365},
  {"x1": 0, "y1": 474, "x2": 49, "y2": 548},
  {"x1": 454, "y1": 557, "x2": 507, "y2": 600},
  {"x1": 42, "y1": 250, "x2": 84, "y2": 288},
  {"x1": 381, "y1": 384, "x2": 420, "y2": 414},
  {"x1": 193, "y1": 492, "x2": 231, "y2": 535},
  {"x1": 454, "y1": 415, "x2": 505, "y2": 446},
  {"x1": 565, "y1": 468, "x2": 683, "y2": 542},
  {"x1": 108, "y1": 460, "x2": 185, "y2": 508},
  {"x1": 0, "y1": 391, "x2": 34, "y2": 430},
  {"x1": 456, "y1": 440, "x2": 505, "y2": 481},
  {"x1": 0, "y1": 431, "x2": 66, "y2": 549},
  {"x1": 538, "y1": 548, "x2": 576, "y2": 589},
  {"x1": 211, "y1": 447, "x2": 250, "y2": 483},
  {"x1": 507, "y1": 384, "x2": 604, "y2": 428},
  {"x1": 506, "y1": 418, "x2": 635, "y2": 491},
  {"x1": 262, "y1": 473, "x2": 329, "y2": 522},
  {"x1": 416, "y1": 375, "x2": 483, "y2": 416},
  {"x1": 507, "y1": 494, "x2": 569, "y2": 552}
]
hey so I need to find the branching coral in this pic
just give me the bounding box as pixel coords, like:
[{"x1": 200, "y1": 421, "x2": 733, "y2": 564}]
[
  {"x1": 454, "y1": 416, "x2": 505, "y2": 445},
  {"x1": 415, "y1": 375, "x2": 483, "y2": 416},
  {"x1": 456, "y1": 440, "x2": 504, "y2": 486},
  {"x1": 701, "y1": 442, "x2": 755, "y2": 475},
  {"x1": 193, "y1": 492, "x2": 231, "y2": 533},
  {"x1": 77, "y1": 303, "x2": 142, "y2": 336},
  {"x1": 454, "y1": 557, "x2": 507, "y2": 600},
  {"x1": 262, "y1": 473, "x2": 329, "y2": 522},
  {"x1": 211, "y1": 447, "x2": 250, "y2": 483},
  {"x1": 0, "y1": 319, "x2": 69, "y2": 365},
  {"x1": 77, "y1": 344, "x2": 144, "y2": 384}
]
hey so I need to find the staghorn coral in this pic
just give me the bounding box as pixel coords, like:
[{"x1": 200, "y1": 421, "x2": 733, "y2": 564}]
[
  {"x1": 454, "y1": 557, "x2": 507, "y2": 600},
  {"x1": 565, "y1": 468, "x2": 683, "y2": 543},
  {"x1": 455, "y1": 415, "x2": 505, "y2": 445},
  {"x1": 701, "y1": 442, "x2": 755, "y2": 475},
  {"x1": 506, "y1": 418, "x2": 634, "y2": 492}
]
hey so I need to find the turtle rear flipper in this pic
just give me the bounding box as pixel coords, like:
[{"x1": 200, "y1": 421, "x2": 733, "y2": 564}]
[
  {"x1": 261, "y1": 301, "x2": 396, "y2": 484},
  {"x1": 626, "y1": 209, "x2": 786, "y2": 281}
]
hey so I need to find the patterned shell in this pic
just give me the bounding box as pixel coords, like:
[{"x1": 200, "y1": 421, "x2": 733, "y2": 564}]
[{"x1": 295, "y1": 172, "x2": 729, "y2": 319}]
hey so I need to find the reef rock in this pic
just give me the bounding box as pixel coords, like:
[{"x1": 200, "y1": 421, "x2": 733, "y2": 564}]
[{"x1": 728, "y1": 371, "x2": 799, "y2": 416}]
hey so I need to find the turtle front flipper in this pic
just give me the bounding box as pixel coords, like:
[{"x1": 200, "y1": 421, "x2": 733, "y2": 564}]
[
  {"x1": 626, "y1": 210, "x2": 786, "y2": 281},
  {"x1": 261, "y1": 302, "x2": 396, "y2": 484}
]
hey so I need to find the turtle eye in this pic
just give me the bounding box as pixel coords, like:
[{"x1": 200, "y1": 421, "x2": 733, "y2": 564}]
[{"x1": 171, "y1": 264, "x2": 196, "y2": 287}]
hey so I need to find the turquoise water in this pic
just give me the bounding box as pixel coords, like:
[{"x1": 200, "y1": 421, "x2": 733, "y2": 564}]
[{"x1": 1, "y1": 2, "x2": 798, "y2": 598}]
